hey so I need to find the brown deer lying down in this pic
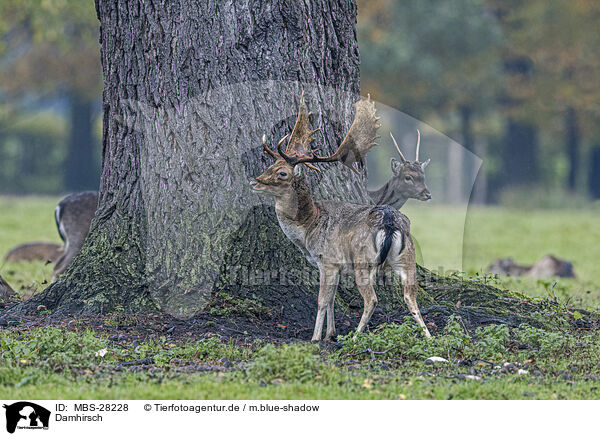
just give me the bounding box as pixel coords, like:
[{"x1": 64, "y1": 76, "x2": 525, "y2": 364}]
[
  {"x1": 368, "y1": 130, "x2": 431, "y2": 209},
  {"x1": 0, "y1": 274, "x2": 15, "y2": 302},
  {"x1": 52, "y1": 190, "x2": 99, "y2": 281},
  {"x1": 487, "y1": 255, "x2": 576, "y2": 279},
  {"x1": 251, "y1": 95, "x2": 431, "y2": 341},
  {"x1": 4, "y1": 242, "x2": 64, "y2": 263}
]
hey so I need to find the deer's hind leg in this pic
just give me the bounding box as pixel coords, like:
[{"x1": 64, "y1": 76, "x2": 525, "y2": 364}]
[
  {"x1": 354, "y1": 266, "x2": 378, "y2": 333},
  {"x1": 312, "y1": 265, "x2": 340, "y2": 342},
  {"x1": 325, "y1": 288, "x2": 337, "y2": 341},
  {"x1": 392, "y1": 237, "x2": 431, "y2": 338}
]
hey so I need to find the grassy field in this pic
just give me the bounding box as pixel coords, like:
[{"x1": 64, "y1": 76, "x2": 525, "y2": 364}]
[
  {"x1": 1, "y1": 196, "x2": 599, "y2": 399},
  {"x1": 404, "y1": 202, "x2": 600, "y2": 309},
  {"x1": 0, "y1": 196, "x2": 61, "y2": 298}
]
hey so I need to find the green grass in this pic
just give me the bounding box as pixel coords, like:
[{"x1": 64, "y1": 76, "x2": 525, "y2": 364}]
[
  {"x1": 1, "y1": 196, "x2": 600, "y2": 399},
  {"x1": 403, "y1": 202, "x2": 600, "y2": 309},
  {"x1": 1, "y1": 322, "x2": 599, "y2": 400},
  {"x1": 0, "y1": 196, "x2": 61, "y2": 296}
]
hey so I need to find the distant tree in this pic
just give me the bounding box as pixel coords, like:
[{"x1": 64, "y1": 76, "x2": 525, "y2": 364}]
[
  {"x1": 0, "y1": 0, "x2": 101, "y2": 192},
  {"x1": 590, "y1": 147, "x2": 600, "y2": 199},
  {"x1": 491, "y1": 0, "x2": 600, "y2": 193}
]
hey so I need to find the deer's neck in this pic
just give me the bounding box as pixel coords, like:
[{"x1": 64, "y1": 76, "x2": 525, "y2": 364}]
[
  {"x1": 369, "y1": 181, "x2": 409, "y2": 209},
  {"x1": 274, "y1": 177, "x2": 319, "y2": 228}
]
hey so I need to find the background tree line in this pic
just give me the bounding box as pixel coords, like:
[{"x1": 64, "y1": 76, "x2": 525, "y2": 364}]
[{"x1": 0, "y1": 0, "x2": 599, "y2": 206}]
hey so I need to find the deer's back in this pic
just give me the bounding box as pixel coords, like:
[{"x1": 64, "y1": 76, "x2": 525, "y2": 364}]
[
  {"x1": 56, "y1": 190, "x2": 99, "y2": 244},
  {"x1": 304, "y1": 201, "x2": 410, "y2": 266}
]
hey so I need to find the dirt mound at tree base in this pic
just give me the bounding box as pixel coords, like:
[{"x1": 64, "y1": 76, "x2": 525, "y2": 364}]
[
  {"x1": 2, "y1": 261, "x2": 597, "y2": 338},
  {"x1": 212, "y1": 265, "x2": 599, "y2": 336}
]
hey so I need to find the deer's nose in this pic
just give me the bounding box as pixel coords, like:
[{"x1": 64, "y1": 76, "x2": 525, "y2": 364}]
[{"x1": 423, "y1": 191, "x2": 432, "y2": 200}]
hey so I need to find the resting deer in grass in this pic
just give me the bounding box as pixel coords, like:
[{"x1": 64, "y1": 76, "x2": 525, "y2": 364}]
[
  {"x1": 4, "y1": 191, "x2": 97, "y2": 273},
  {"x1": 488, "y1": 255, "x2": 576, "y2": 279},
  {"x1": 369, "y1": 130, "x2": 431, "y2": 208},
  {"x1": 251, "y1": 95, "x2": 431, "y2": 341},
  {"x1": 52, "y1": 190, "x2": 99, "y2": 281},
  {"x1": 4, "y1": 242, "x2": 63, "y2": 264}
]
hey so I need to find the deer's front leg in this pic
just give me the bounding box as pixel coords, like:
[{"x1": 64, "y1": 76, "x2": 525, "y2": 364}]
[{"x1": 312, "y1": 265, "x2": 340, "y2": 342}]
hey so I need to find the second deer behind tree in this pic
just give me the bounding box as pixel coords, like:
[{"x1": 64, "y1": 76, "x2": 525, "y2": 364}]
[
  {"x1": 369, "y1": 130, "x2": 432, "y2": 209},
  {"x1": 52, "y1": 190, "x2": 99, "y2": 282}
]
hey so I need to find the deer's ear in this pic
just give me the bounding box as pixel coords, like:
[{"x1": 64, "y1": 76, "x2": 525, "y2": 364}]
[
  {"x1": 390, "y1": 158, "x2": 402, "y2": 174},
  {"x1": 421, "y1": 158, "x2": 431, "y2": 169}
]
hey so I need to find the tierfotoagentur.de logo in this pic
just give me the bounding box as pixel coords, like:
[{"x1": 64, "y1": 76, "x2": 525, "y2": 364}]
[{"x1": 2, "y1": 402, "x2": 50, "y2": 434}]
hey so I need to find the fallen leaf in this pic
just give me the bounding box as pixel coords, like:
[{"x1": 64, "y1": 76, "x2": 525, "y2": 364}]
[
  {"x1": 465, "y1": 375, "x2": 481, "y2": 381},
  {"x1": 425, "y1": 356, "x2": 449, "y2": 364}
]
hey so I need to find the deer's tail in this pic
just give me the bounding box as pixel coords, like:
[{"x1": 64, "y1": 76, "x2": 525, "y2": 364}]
[{"x1": 374, "y1": 206, "x2": 403, "y2": 265}]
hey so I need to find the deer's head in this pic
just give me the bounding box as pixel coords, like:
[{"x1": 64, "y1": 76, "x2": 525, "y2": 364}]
[
  {"x1": 388, "y1": 130, "x2": 431, "y2": 201},
  {"x1": 251, "y1": 94, "x2": 380, "y2": 198},
  {"x1": 251, "y1": 138, "x2": 297, "y2": 198}
]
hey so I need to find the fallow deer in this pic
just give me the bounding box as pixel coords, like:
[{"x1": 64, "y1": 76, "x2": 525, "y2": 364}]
[
  {"x1": 52, "y1": 190, "x2": 99, "y2": 281},
  {"x1": 251, "y1": 95, "x2": 431, "y2": 341},
  {"x1": 4, "y1": 242, "x2": 64, "y2": 264},
  {"x1": 369, "y1": 130, "x2": 431, "y2": 208},
  {"x1": 487, "y1": 255, "x2": 576, "y2": 279}
]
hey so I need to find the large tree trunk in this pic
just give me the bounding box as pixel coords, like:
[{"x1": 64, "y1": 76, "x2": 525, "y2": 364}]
[{"x1": 14, "y1": 0, "x2": 369, "y2": 318}]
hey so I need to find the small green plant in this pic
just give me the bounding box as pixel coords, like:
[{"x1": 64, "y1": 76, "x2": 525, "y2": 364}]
[
  {"x1": 516, "y1": 324, "x2": 576, "y2": 356},
  {"x1": 103, "y1": 305, "x2": 138, "y2": 327},
  {"x1": 246, "y1": 343, "x2": 325, "y2": 383},
  {"x1": 131, "y1": 336, "x2": 252, "y2": 366},
  {"x1": 474, "y1": 324, "x2": 510, "y2": 360}
]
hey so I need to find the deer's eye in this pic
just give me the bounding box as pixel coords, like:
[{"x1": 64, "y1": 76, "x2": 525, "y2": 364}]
[
  {"x1": 404, "y1": 175, "x2": 412, "y2": 182},
  {"x1": 278, "y1": 171, "x2": 288, "y2": 178}
]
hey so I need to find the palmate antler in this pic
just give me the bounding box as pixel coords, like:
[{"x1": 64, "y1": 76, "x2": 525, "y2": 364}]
[
  {"x1": 263, "y1": 94, "x2": 380, "y2": 174},
  {"x1": 262, "y1": 93, "x2": 321, "y2": 172}
]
